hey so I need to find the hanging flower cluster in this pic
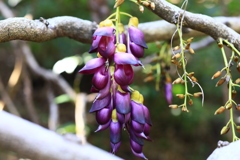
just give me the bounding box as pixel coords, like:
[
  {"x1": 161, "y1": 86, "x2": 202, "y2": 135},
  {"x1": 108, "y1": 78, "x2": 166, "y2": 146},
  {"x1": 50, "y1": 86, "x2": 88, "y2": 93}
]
[{"x1": 79, "y1": 17, "x2": 151, "y2": 159}]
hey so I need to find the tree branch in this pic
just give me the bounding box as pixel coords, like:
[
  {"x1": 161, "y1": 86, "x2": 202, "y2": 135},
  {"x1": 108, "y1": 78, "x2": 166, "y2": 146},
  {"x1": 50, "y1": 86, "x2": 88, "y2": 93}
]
[
  {"x1": 0, "y1": 111, "x2": 123, "y2": 160},
  {"x1": 149, "y1": 0, "x2": 240, "y2": 50}
]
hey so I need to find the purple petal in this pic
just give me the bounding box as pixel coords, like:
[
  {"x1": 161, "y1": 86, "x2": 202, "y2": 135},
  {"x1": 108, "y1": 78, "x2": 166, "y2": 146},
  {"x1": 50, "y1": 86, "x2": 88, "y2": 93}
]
[
  {"x1": 92, "y1": 66, "x2": 109, "y2": 90},
  {"x1": 95, "y1": 120, "x2": 111, "y2": 132},
  {"x1": 79, "y1": 57, "x2": 105, "y2": 74},
  {"x1": 128, "y1": 26, "x2": 148, "y2": 49},
  {"x1": 93, "y1": 27, "x2": 115, "y2": 37},
  {"x1": 98, "y1": 37, "x2": 116, "y2": 58},
  {"x1": 89, "y1": 93, "x2": 111, "y2": 112},
  {"x1": 130, "y1": 139, "x2": 143, "y2": 153},
  {"x1": 130, "y1": 42, "x2": 144, "y2": 58},
  {"x1": 89, "y1": 36, "x2": 101, "y2": 53},
  {"x1": 114, "y1": 64, "x2": 134, "y2": 86},
  {"x1": 131, "y1": 148, "x2": 147, "y2": 160},
  {"x1": 131, "y1": 120, "x2": 144, "y2": 133},
  {"x1": 119, "y1": 33, "x2": 127, "y2": 45},
  {"x1": 110, "y1": 141, "x2": 121, "y2": 154},
  {"x1": 114, "y1": 52, "x2": 142, "y2": 66},
  {"x1": 165, "y1": 83, "x2": 173, "y2": 104},
  {"x1": 110, "y1": 121, "x2": 121, "y2": 144},
  {"x1": 142, "y1": 105, "x2": 152, "y2": 126},
  {"x1": 90, "y1": 85, "x2": 99, "y2": 93},
  {"x1": 131, "y1": 101, "x2": 145, "y2": 124},
  {"x1": 94, "y1": 71, "x2": 111, "y2": 100},
  {"x1": 96, "y1": 108, "x2": 112, "y2": 125},
  {"x1": 120, "y1": 85, "x2": 132, "y2": 92},
  {"x1": 115, "y1": 91, "x2": 131, "y2": 114}
]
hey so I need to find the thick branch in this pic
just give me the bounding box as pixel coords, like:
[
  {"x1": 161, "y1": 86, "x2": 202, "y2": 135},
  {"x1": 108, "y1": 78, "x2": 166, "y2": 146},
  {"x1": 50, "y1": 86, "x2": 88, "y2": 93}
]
[
  {"x1": 0, "y1": 16, "x2": 240, "y2": 44},
  {"x1": 149, "y1": 0, "x2": 240, "y2": 50},
  {"x1": 0, "y1": 111, "x2": 123, "y2": 160}
]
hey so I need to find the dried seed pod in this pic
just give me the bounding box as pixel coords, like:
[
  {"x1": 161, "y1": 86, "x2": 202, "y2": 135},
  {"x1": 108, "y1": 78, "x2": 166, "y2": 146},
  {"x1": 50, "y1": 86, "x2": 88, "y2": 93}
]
[
  {"x1": 181, "y1": 107, "x2": 189, "y2": 112},
  {"x1": 171, "y1": 59, "x2": 179, "y2": 65},
  {"x1": 225, "y1": 103, "x2": 232, "y2": 110},
  {"x1": 218, "y1": 43, "x2": 223, "y2": 48},
  {"x1": 172, "y1": 78, "x2": 182, "y2": 84},
  {"x1": 150, "y1": 2, "x2": 155, "y2": 10},
  {"x1": 211, "y1": 71, "x2": 222, "y2": 79},
  {"x1": 236, "y1": 104, "x2": 240, "y2": 111},
  {"x1": 114, "y1": 0, "x2": 125, "y2": 8},
  {"x1": 193, "y1": 92, "x2": 202, "y2": 98},
  {"x1": 172, "y1": 53, "x2": 181, "y2": 59},
  {"x1": 234, "y1": 56, "x2": 239, "y2": 62},
  {"x1": 173, "y1": 46, "x2": 180, "y2": 51},
  {"x1": 215, "y1": 77, "x2": 226, "y2": 87},
  {"x1": 214, "y1": 106, "x2": 226, "y2": 115},
  {"x1": 139, "y1": 5, "x2": 144, "y2": 13},
  {"x1": 191, "y1": 76, "x2": 198, "y2": 82},
  {"x1": 232, "y1": 90, "x2": 237, "y2": 99},
  {"x1": 236, "y1": 126, "x2": 240, "y2": 133},
  {"x1": 237, "y1": 63, "x2": 240, "y2": 73},
  {"x1": 235, "y1": 78, "x2": 240, "y2": 84},
  {"x1": 142, "y1": 1, "x2": 149, "y2": 6},
  {"x1": 189, "y1": 48, "x2": 195, "y2": 54},
  {"x1": 220, "y1": 126, "x2": 230, "y2": 135},
  {"x1": 188, "y1": 72, "x2": 195, "y2": 78},
  {"x1": 169, "y1": 104, "x2": 178, "y2": 109},
  {"x1": 176, "y1": 94, "x2": 185, "y2": 99},
  {"x1": 188, "y1": 99, "x2": 193, "y2": 105},
  {"x1": 186, "y1": 37, "x2": 194, "y2": 44},
  {"x1": 144, "y1": 76, "x2": 154, "y2": 82},
  {"x1": 185, "y1": 44, "x2": 190, "y2": 50}
]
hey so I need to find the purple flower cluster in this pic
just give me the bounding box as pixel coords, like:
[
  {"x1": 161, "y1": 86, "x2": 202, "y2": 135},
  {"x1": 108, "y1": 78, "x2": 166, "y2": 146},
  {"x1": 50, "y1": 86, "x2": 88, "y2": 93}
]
[{"x1": 79, "y1": 18, "x2": 151, "y2": 159}]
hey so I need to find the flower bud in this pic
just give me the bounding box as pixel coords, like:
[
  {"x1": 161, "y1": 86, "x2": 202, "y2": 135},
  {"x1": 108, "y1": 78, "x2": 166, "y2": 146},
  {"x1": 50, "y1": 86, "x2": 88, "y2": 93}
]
[
  {"x1": 214, "y1": 106, "x2": 226, "y2": 115},
  {"x1": 236, "y1": 126, "x2": 240, "y2": 133},
  {"x1": 128, "y1": 17, "x2": 139, "y2": 27},
  {"x1": 117, "y1": 43, "x2": 126, "y2": 52},
  {"x1": 114, "y1": 0, "x2": 125, "y2": 8},
  {"x1": 225, "y1": 103, "x2": 232, "y2": 110},
  {"x1": 188, "y1": 72, "x2": 194, "y2": 78},
  {"x1": 139, "y1": 5, "x2": 144, "y2": 13},
  {"x1": 172, "y1": 78, "x2": 182, "y2": 84},
  {"x1": 191, "y1": 76, "x2": 198, "y2": 82},
  {"x1": 189, "y1": 48, "x2": 195, "y2": 54},
  {"x1": 142, "y1": 2, "x2": 149, "y2": 6},
  {"x1": 171, "y1": 59, "x2": 179, "y2": 65},
  {"x1": 182, "y1": 107, "x2": 189, "y2": 112},
  {"x1": 215, "y1": 77, "x2": 226, "y2": 87},
  {"x1": 237, "y1": 63, "x2": 240, "y2": 73},
  {"x1": 232, "y1": 90, "x2": 237, "y2": 99},
  {"x1": 150, "y1": 2, "x2": 155, "y2": 10},
  {"x1": 176, "y1": 94, "x2": 185, "y2": 99},
  {"x1": 185, "y1": 43, "x2": 190, "y2": 50},
  {"x1": 173, "y1": 46, "x2": 180, "y2": 51},
  {"x1": 218, "y1": 43, "x2": 223, "y2": 48},
  {"x1": 236, "y1": 104, "x2": 240, "y2": 111},
  {"x1": 234, "y1": 56, "x2": 239, "y2": 62},
  {"x1": 186, "y1": 37, "x2": 194, "y2": 44},
  {"x1": 211, "y1": 71, "x2": 222, "y2": 79},
  {"x1": 172, "y1": 53, "x2": 181, "y2": 59},
  {"x1": 220, "y1": 126, "x2": 230, "y2": 135},
  {"x1": 188, "y1": 99, "x2": 193, "y2": 105},
  {"x1": 193, "y1": 92, "x2": 202, "y2": 98},
  {"x1": 169, "y1": 104, "x2": 178, "y2": 109},
  {"x1": 235, "y1": 78, "x2": 240, "y2": 84}
]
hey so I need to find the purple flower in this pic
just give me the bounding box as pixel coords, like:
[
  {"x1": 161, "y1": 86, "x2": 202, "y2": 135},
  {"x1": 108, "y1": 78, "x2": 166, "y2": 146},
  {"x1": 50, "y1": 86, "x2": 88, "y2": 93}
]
[
  {"x1": 115, "y1": 91, "x2": 131, "y2": 114},
  {"x1": 92, "y1": 66, "x2": 109, "y2": 90},
  {"x1": 165, "y1": 82, "x2": 173, "y2": 104},
  {"x1": 110, "y1": 121, "x2": 122, "y2": 153},
  {"x1": 114, "y1": 52, "x2": 143, "y2": 66},
  {"x1": 114, "y1": 64, "x2": 134, "y2": 86},
  {"x1": 89, "y1": 27, "x2": 116, "y2": 59},
  {"x1": 78, "y1": 57, "x2": 105, "y2": 74},
  {"x1": 89, "y1": 93, "x2": 111, "y2": 113}
]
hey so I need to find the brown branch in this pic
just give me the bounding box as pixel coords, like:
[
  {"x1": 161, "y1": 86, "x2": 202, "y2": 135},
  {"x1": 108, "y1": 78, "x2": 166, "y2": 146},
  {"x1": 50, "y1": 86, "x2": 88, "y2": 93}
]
[
  {"x1": 0, "y1": 111, "x2": 123, "y2": 160},
  {"x1": 148, "y1": 0, "x2": 240, "y2": 50}
]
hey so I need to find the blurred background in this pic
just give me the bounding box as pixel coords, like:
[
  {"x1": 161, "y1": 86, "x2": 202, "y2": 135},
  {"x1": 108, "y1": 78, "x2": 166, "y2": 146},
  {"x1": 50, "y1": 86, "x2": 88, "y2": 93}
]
[{"x1": 0, "y1": 0, "x2": 240, "y2": 159}]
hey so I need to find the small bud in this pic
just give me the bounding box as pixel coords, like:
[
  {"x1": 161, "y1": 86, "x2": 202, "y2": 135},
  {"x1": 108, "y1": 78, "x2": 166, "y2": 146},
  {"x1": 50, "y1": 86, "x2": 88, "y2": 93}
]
[
  {"x1": 171, "y1": 59, "x2": 179, "y2": 65},
  {"x1": 193, "y1": 92, "x2": 202, "y2": 98},
  {"x1": 186, "y1": 37, "x2": 194, "y2": 44},
  {"x1": 236, "y1": 126, "x2": 240, "y2": 133},
  {"x1": 144, "y1": 76, "x2": 154, "y2": 82},
  {"x1": 172, "y1": 53, "x2": 181, "y2": 59},
  {"x1": 118, "y1": 23, "x2": 124, "y2": 33},
  {"x1": 117, "y1": 43, "x2": 126, "y2": 52},
  {"x1": 188, "y1": 72, "x2": 195, "y2": 78},
  {"x1": 225, "y1": 103, "x2": 232, "y2": 110},
  {"x1": 173, "y1": 46, "x2": 180, "y2": 51},
  {"x1": 185, "y1": 43, "x2": 190, "y2": 50},
  {"x1": 169, "y1": 104, "x2": 178, "y2": 109},
  {"x1": 142, "y1": 2, "x2": 149, "y2": 6},
  {"x1": 172, "y1": 78, "x2": 182, "y2": 84},
  {"x1": 139, "y1": 5, "x2": 144, "y2": 13},
  {"x1": 234, "y1": 56, "x2": 239, "y2": 62},
  {"x1": 220, "y1": 126, "x2": 230, "y2": 135},
  {"x1": 188, "y1": 99, "x2": 193, "y2": 105},
  {"x1": 150, "y1": 2, "x2": 155, "y2": 10},
  {"x1": 182, "y1": 107, "x2": 189, "y2": 112},
  {"x1": 218, "y1": 43, "x2": 223, "y2": 48},
  {"x1": 176, "y1": 94, "x2": 185, "y2": 99},
  {"x1": 237, "y1": 63, "x2": 240, "y2": 73},
  {"x1": 232, "y1": 90, "x2": 237, "y2": 99},
  {"x1": 211, "y1": 71, "x2": 222, "y2": 79},
  {"x1": 235, "y1": 78, "x2": 240, "y2": 84},
  {"x1": 189, "y1": 48, "x2": 195, "y2": 54},
  {"x1": 191, "y1": 76, "x2": 198, "y2": 82},
  {"x1": 216, "y1": 77, "x2": 226, "y2": 87},
  {"x1": 128, "y1": 17, "x2": 139, "y2": 27},
  {"x1": 114, "y1": 0, "x2": 125, "y2": 8},
  {"x1": 236, "y1": 104, "x2": 240, "y2": 111},
  {"x1": 214, "y1": 106, "x2": 226, "y2": 115}
]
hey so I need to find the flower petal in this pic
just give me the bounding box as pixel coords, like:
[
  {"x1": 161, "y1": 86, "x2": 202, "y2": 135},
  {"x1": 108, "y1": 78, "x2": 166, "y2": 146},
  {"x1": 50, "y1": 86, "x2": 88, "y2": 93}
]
[
  {"x1": 89, "y1": 36, "x2": 101, "y2": 53},
  {"x1": 96, "y1": 108, "x2": 112, "y2": 125},
  {"x1": 110, "y1": 121, "x2": 121, "y2": 144},
  {"x1": 128, "y1": 26, "x2": 148, "y2": 48},
  {"x1": 130, "y1": 139, "x2": 143, "y2": 153},
  {"x1": 142, "y1": 105, "x2": 152, "y2": 126},
  {"x1": 98, "y1": 37, "x2": 116, "y2": 58},
  {"x1": 92, "y1": 66, "x2": 109, "y2": 90},
  {"x1": 95, "y1": 120, "x2": 111, "y2": 132},
  {"x1": 131, "y1": 148, "x2": 147, "y2": 160},
  {"x1": 130, "y1": 42, "x2": 144, "y2": 58},
  {"x1": 114, "y1": 64, "x2": 134, "y2": 86},
  {"x1": 110, "y1": 141, "x2": 121, "y2": 154},
  {"x1": 131, "y1": 120, "x2": 144, "y2": 133},
  {"x1": 131, "y1": 101, "x2": 145, "y2": 124},
  {"x1": 93, "y1": 27, "x2": 115, "y2": 37},
  {"x1": 94, "y1": 72, "x2": 111, "y2": 100},
  {"x1": 89, "y1": 93, "x2": 111, "y2": 113},
  {"x1": 165, "y1": 83, "x2": 173, "y2": 105},
  {"x1": 114, "y1": 52, "x2": 142, "y2": 66},
  {"x1": 79, "y1": 57, "x2": 105, "y2": 74},
  {"x1": 115, "y1": 91, "x2": 131, "y2": 114}
]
